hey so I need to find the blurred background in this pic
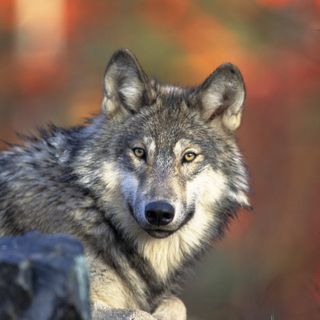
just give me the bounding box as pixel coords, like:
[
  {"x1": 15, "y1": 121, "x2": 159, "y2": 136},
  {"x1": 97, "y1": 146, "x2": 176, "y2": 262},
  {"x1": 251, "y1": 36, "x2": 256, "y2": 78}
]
[{"x1": 0, "y1": 0, "x2": 319, "y2": 319}]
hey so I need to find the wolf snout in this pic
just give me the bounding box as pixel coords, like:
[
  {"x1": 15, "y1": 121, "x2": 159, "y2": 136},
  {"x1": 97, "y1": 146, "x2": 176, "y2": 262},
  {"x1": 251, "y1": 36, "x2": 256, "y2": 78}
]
[{"x1": 145, "y1": 201, "x2": 175, "y2": 226}]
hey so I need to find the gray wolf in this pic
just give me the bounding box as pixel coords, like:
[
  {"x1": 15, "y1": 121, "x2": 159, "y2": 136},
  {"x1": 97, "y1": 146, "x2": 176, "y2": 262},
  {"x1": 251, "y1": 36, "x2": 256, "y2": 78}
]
[{"x1": 0, "y1": 49, "x2": 250, "y2": 320}]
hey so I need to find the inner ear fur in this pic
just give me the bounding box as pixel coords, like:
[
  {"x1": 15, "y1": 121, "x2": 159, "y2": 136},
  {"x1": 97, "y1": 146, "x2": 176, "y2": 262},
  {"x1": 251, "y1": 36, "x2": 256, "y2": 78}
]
[
  {"x1": 195, "y1": 63, "x2": 246, "y2": 131},
  {"x1": 102, "y1": 49, "x2": 154, "y2": 120}
]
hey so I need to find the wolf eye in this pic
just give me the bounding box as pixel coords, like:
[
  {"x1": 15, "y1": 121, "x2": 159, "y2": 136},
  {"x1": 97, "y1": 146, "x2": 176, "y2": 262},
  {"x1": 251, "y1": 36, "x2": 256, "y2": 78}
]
[
  {"x1": 183, "y1": 151, "x2": 197, "y2": 163},
  {"x1": 133, "y1": 147, "x2": 146, "y2": 159}
]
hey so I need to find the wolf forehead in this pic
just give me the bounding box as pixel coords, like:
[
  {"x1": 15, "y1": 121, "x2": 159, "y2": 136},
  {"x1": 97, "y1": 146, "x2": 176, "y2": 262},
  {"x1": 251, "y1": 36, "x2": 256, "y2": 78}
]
[{"x1": 119, "y1": 104, "x2": 212, "y2": 142}]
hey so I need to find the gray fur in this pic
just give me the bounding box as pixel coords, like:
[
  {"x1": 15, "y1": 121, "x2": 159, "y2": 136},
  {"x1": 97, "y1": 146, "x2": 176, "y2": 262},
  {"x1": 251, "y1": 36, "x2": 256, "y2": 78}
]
[{"x1": 0, "y1": 49, "x2": 249, "y2": 320}]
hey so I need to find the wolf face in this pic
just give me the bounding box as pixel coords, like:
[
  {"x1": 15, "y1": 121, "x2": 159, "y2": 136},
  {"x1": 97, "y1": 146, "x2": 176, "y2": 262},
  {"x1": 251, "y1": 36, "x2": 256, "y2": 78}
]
[
  {"x1": 81, "y1": 49, "x2": 249, "y2": 243},
  {"x1": 110, "y1": 108, "x2": 232, "y2": 240}
]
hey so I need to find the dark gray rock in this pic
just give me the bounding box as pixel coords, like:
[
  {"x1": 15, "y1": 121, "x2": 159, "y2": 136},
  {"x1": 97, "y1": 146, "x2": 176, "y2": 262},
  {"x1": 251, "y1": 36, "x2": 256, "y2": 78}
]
[{"x1": 0, "y1": 232, "x2": 91, "y2": 320}]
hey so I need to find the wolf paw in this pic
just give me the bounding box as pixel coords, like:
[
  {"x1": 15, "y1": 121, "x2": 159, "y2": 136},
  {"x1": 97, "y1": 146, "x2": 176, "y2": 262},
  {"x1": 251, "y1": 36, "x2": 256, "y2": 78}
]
[{"x1": 152, "y1": 296, "x2": 187, "y2": 320}]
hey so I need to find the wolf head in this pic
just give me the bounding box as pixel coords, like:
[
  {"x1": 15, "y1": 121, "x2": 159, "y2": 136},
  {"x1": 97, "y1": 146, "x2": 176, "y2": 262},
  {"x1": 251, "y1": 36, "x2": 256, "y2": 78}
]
[{"x1": 78, "y1": 49, "x2": 249, "y2": 243}]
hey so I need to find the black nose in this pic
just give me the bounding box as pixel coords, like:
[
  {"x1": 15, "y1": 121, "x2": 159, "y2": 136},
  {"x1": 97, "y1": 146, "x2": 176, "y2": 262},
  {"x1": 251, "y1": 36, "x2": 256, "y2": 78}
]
[{"x1": 145, "y1": 201, "x2": 175, "y2": 226}]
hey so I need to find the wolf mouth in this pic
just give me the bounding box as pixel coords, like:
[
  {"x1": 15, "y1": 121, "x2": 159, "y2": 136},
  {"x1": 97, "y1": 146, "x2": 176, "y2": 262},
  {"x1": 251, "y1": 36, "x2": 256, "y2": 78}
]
[{"x1": 145, "y1": 229, "x2": 174, "y2": 239}]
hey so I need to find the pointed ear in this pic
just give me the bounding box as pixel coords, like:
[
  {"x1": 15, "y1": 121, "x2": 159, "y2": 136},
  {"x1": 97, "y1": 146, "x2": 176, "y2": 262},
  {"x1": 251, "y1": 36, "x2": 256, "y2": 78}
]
[
  {"x1": 194, "y1": 63, "x2": 246, "y2": 131},
  {"x1": 102, "y1": 49, "x2": 154, "y2": 120}
]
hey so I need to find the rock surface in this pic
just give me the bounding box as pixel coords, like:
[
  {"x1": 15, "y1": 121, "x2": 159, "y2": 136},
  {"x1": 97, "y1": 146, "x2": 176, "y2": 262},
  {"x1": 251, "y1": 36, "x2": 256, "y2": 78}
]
[
  {"x1": 0, "y1": 232, "x2": 91, "y2": 320},
  {"x1": 93, "y1": 308, "x2": 157, "y2": 320}
]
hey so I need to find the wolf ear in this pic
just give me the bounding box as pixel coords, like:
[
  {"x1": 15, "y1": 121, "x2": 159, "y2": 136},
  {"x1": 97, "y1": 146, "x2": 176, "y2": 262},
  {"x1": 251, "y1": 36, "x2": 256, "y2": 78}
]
[
  {"x1": 194, "y1": 63, "x2": 246, "y2": 131},
  {"x1": 102, "y1": 49, "x2": 153, "y2": 120}
]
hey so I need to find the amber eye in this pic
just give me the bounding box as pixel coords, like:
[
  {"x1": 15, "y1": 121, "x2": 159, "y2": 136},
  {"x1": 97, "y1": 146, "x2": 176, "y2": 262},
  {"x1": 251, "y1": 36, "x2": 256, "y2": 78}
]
[
  {"x1": 133, "y1": 147, "x2": 146, "y2": 159},
  {"x1": 183, "y1": 151, "x2": 197, "y2": 163}
]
